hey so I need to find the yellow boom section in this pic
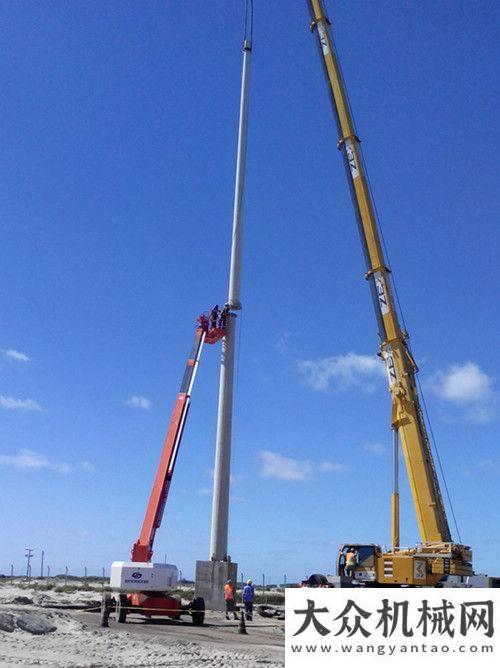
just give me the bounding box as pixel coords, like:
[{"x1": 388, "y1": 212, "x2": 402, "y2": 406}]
[{"x1": 307, "y1": 0, "x2": 451, "y2": 544}]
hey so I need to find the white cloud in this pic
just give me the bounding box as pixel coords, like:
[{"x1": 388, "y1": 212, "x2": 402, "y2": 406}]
[
  {"x1": 363, "y1": 442, "x2": 386, "y2": 456},
  {"x1": 297, "y1": 352, "x2": 385, "y2": 392},
  {"x1": 478, "y1": 459, "x2": 495, "y2": 471},
  {"x1": 0, "y1": 449, "x2": 93, "y2": 475},
  {"x1": 429, "y1": 362, "x2": 497, "y2": 422},
  {"x1": 198, "y1": 487, "x2": 212, "y2": 496},
  {"x1": 259, "y1": 450, "x2": 347, "y2": 482},
  {"x1": 430, "y1": 362, "x2": 492, "y2": 404},
  {"x1": 2, "y1": 349, "x2": 31, "y2": 363},
  {"x1": 319, "y1": 461, "x2": 347, "y2": 472},
  {"x1": 466, "y1": 406, "x2": 494, "y2": 423},
  {"x1": 259, "y1": 450, "x2": 314, "y2": 481},
  {"x1": 0, "y1": 395, "x2": 41, "y2": 411},
  {"x1": 125, "y1": 395, "x2": 152, "y2": 410}
]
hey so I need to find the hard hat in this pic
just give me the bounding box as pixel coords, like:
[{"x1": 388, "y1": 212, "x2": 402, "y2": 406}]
[
  {"x1": 226, "y1": 579, "x2": 232, "y2": 584},
  {"x1": 247, "y1": 579, "x2": 252, "y2": 585}
]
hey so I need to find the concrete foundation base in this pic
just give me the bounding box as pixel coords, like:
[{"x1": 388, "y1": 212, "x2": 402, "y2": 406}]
[{"x1": 195, "y1": 560, "x2": 238, "y2": 611}]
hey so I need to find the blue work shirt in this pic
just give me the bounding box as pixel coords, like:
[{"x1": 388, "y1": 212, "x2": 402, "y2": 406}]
[{"x1": 242, "y1": 584, "x2": 255, "y2": 602}]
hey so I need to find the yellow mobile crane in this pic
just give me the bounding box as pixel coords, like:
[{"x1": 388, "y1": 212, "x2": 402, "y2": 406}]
[{"x1": 307, "y1": 0, "x2": 473, "y2": 586}]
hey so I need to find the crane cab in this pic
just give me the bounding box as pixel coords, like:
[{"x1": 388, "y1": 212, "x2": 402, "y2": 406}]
[
  {"x1": 337, "y1": 544, "x2": 380, "y2": 584},
  {"x1": 337, "y1": 542, "x2": 435, "y2": 586}
]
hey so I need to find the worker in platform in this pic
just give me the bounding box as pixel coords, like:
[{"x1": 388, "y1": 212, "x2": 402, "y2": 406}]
[
  {"x1": 209, "y1": 305, "x2": 219, "y2": 330},
  {"x1": 197, "y1": 314, "x2": 209, "y2": 331},
  {"x1": 345, "y1": 547, "x2": 357, "y2": 578},
  {"x1": 242, "y1": 579, "x2": 255, "y2": 621},
  {"x1": 224, "y1": 579, "x2": 238, "y2": 620},
  {"x1": 219, "y1": 304, "x2": 230, "y2": 330}
]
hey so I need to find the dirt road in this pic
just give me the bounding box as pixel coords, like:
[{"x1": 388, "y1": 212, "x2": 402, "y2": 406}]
[
  {"x1": 0, "y1": 582, "x2": 284, "y2": 667},
  {"x1": 76, "y1": 608, "x2": 284, "y2": 653}
]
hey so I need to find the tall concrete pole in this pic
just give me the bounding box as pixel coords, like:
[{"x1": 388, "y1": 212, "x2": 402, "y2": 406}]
[{"x1": 209, "y1": 38, "x2": 252, "y2": 561}]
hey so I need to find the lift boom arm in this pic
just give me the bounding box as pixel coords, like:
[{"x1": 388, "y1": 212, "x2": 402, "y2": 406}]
[
  {"x1": 307, "y1": 0, "x2": 451, "y2": 545},
  {"x1": 131, "y1": 320, "x2": 224, "y2": 562}
]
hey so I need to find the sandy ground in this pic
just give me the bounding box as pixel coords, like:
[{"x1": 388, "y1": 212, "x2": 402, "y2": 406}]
[{"x1": 0, "y1": 581, "x2": 284, "y2": 667}]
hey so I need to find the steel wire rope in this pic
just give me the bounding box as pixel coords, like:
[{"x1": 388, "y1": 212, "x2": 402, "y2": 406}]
[
  {"x1": 359, "y1": 139, "x2": 463, "y2": 544},
  {"x1": 232, "y1": 0, "x2": 252, "y2": 501},
  {"x1": 325, "y1": 0, "x2": 462, "y2": 542},
  {"x1": 416, "y1": 374, "x2": 463, "y2": 543}
]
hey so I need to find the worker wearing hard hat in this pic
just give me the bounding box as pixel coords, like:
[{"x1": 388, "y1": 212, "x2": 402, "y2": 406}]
[
  {"x1": 224, "y1": 579, "x2": 238, "y2": 621},
  {"x1": 242, "y1": 579, "x2": 255, "y2": 621},
  {"x1": 219, "y1": 304, "x2": 230, "y2": 330},
  {"x1": 209, "y1": 305, "x2": 219, "y2": 330}
]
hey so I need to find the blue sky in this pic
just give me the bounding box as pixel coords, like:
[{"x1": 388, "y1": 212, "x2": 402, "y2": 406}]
[{"x1": 0, "y1": 0, "x2": 498, "y2": 583}]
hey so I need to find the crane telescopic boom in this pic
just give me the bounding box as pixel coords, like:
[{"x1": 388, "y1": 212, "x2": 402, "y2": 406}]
[{"x1": 307, "y1": 0, "x2": 472, "y2": 584}]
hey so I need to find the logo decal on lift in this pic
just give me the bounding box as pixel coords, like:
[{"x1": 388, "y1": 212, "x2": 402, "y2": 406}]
[
  {"x1": 346, "y1": 143, "x2": 359, "y2": 179},
  {"x1": 131, "y1": 572, "x2": 143, "y2": 579},
  {"x1": 317, "y1": 22, "x2": 330, "y2": 56},
  {"x1": 374, "y1": 271, "x2": 390, "y2": 315},
  {"x1": 384, "y1": 350, "x2": 397, "y2": 387}
]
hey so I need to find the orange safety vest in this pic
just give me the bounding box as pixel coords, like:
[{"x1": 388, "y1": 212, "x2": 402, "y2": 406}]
[
  {"x1": 224, "y1": 584, "x2": 234, "y2": 601},
  {"x1": 346, "y1": 551, "x2": 356, "y2": 566}
]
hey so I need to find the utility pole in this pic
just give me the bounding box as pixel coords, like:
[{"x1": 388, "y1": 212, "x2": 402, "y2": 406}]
[
  {"x1": 25, "y1": 548, "x2": 34, "y2": 580},
  {"x1": 40, "y1": 550, "x2": 44, "y2": 579},
  {"x1": 64, "y1": 566, "x2": 68, "y2": 586},
  {"x1": 196, "y1": 5, "x2": 253, "y2": 611},
  {"x1": 209, "y1": 35, "x2": 251, "y2": 566},
  {"x1": 84, "y1": 566, "x2": 87, "y2": 579},
  {"x1": 47, "y1": 565, "x2": 50, "y2": 579}
]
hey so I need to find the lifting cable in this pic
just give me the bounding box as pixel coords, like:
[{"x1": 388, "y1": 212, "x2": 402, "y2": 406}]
[
  {"x1": 360, "y1": 144, "x2": 463, "y2": 543},
  {"x1": 325, "y1": 0, "x2": 462, "y2": 542},
  {"x1": 416, "y1": 374, "x2": 463, "y2": 543},
  {"x1": 364, "y1": 106, "x2": 462, "y2": 545},
  {"x1": 363, "y1": 126, "x2": 463, "y2": 544},
  {"x1": 233, "y1": 0, "x2": 252, "y2": 486},
  {"x1": 244, "y1": 0, "x2": 254, "y2": 44}
]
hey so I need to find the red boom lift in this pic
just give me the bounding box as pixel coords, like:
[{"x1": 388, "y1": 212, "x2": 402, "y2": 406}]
[{"x1": 102, "y1": 312, "x2": 225, "y2": 625}]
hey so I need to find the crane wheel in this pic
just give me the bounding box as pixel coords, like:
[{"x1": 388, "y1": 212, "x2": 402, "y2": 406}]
[
  {"x1": 116, "y1": 593, "x2": 128, "y2": 623},
  {"x1": 189, "y1": 597, "x2": 205, "y2": 626}
]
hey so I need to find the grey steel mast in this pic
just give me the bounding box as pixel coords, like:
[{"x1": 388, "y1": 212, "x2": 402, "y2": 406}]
[{"x1": 209, "y1": 35, "x2": 252, "y2": 561}]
